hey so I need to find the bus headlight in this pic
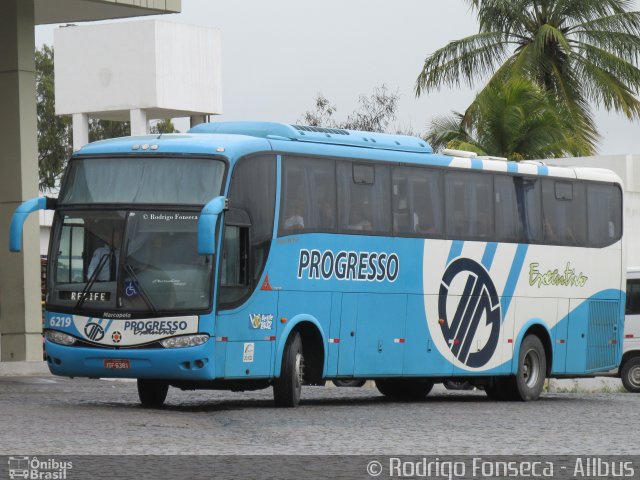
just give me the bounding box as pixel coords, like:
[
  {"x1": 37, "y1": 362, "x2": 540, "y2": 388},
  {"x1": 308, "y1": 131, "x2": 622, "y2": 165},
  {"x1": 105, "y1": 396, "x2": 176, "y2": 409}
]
[
  {"x1": 45, "y1": 330, "x2": 77, "y2": 346},
  {"x1": 160, "y1": 334, "x2": 209, "y2": 349}
]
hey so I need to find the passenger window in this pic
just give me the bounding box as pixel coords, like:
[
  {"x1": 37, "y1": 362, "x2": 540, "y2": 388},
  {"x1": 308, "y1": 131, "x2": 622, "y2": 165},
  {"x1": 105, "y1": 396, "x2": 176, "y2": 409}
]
[
  {"x1": 494, "y1": 176, "x2": 524, "y2": 243},
  {"x1": 445, "y1": 172, "x2": 493, "y2": 239},
  {"x1": 542, "y1": 180, "x2": 587, "y2": 246},
  {"x1": 218, "y1": 226, "x2": 249, "y2": 298},
  {"x1": 627, "y1": 280, "x2": 640, "y2": 315},
  {"x1": 337, "y1": 162, "x2": 391, "y2": 234},
  {"x1": 279, "y1": 157, "x2": 336, "y2": 235},
  {"x1": 587, "y1": 184, "x2": 622, "y2": 247},
  {"x1": 392, "y1": 167, "x2": 443, "y2": 236},
  {"x1": 513, "y1": 177, "x2": 542, "y2": 243}
]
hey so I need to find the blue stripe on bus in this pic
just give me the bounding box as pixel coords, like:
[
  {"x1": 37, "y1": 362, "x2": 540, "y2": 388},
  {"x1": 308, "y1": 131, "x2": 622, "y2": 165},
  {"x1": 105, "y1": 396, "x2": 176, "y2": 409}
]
[
  {"x1": 446, "y1": 240, "x2": 464, "y2": 265},
  {"x1": 481, "y1": 242, "x2": 498, "y2": 270},
  {"x1": 471, "y1": 158, "x2": 483, "y2": 170},
  {"x1": 507, "y1": 162, "x2": 518, "y2": 173},
  {"x1": 500, "y1": 243, "x2": 528, "y2": 316},
  {"x1": 537, "y1": 165, "x2": 549, "y2": 176}
]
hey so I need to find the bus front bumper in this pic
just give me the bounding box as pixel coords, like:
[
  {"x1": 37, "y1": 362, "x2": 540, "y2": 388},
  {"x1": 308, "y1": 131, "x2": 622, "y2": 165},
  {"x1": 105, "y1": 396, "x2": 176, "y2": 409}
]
[{"x1": 44, "y1": 338, "x2": 216, "y2": 380}]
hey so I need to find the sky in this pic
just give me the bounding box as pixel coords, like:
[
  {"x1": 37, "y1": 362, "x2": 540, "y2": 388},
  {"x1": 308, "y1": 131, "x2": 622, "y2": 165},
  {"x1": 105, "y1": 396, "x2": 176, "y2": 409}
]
[{"x1": 35, "y1": 0, "x2": 640, "y2": 156}]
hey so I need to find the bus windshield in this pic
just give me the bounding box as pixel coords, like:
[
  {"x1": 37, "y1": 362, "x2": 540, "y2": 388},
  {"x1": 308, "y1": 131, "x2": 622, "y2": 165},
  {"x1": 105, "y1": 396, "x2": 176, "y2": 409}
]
[
  {"x1": 48, "y1": 209, "x2": 214, "y2": 315},
  {"x1": 59, "y1": 156, "x2": 226, "y2": 205}
]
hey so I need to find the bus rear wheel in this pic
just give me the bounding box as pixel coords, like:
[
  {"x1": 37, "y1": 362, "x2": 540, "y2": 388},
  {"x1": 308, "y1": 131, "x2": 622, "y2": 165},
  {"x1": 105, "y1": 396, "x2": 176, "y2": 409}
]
[
  {"x1": 137, "y1": 379, "x2": 169, "y2": 408},
  {"x1": 621, "y1": 356, "x2": 640, "y2": 393},
  {"x1": 375, "y1": 378, "x2": 434, "y2": 400},
  {"x1": 509, "y1": 335, "x2": 547, "y2": 401},
  {"x1": 273, "y1": 332, "x2": 303, "y2": 407}
]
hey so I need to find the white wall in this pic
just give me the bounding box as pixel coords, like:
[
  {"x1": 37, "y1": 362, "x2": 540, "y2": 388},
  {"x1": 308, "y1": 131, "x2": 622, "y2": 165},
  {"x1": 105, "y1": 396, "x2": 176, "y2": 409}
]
[{"x1": 54, "y1": 20, "x2": 222, "y2": 120}]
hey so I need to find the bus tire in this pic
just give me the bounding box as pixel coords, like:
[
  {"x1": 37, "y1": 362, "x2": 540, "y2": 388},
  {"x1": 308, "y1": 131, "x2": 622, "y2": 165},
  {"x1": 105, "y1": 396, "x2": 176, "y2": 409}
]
[
  {"x1": 137, "y1": 379, "x2": 169, "y2": 408},
  {"x1": 621, "y1": 356, "x2": 640, "y2": 393},
  {"x1": 332, "y1": 379, "x2": 367, "y2": 388},
  {"x1": 510, "y1": 335, "x2": 547, "y2": 401},
  {"x1": 375, "y1": 378, "x2": 434, "y2": 400},
  {"x1": 273, "y1": 332, "x2": 303, "y2": 407}
]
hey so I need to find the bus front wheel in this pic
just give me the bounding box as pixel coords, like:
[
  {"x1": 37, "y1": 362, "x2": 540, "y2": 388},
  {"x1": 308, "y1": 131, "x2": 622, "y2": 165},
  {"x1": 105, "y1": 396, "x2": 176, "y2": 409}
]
[
  {"x1": 621, "y1": 356, "x2": 640, "y2": 393},
  {"x1": 137, "y1": 379, "x2": 169, "y2": 408},
  {"x1": 375, "y1": 378, "x2": 434, "y2": 400},
  {"x1": 510, "y1": 335, "x2": 547, "y2": 401},
  {"x1": 273, "y1": 332, "x2": 303, "y2": 407}
]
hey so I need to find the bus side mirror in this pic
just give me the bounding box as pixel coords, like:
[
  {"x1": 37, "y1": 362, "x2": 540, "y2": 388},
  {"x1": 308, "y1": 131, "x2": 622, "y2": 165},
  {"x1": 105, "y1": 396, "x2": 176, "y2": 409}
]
[
  {"x1": 9, "y1": 197, "x2": 57, "y2": 252},
  {"x1": 198, "y1": 196, "x2": 227, "y2": 255}
]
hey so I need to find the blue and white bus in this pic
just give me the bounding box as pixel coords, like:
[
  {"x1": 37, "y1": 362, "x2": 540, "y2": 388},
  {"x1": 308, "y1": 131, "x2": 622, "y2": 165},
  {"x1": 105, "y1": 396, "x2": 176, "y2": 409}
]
[{"x1": 10, "y1": 122, "x2": 625, "y2": 406}]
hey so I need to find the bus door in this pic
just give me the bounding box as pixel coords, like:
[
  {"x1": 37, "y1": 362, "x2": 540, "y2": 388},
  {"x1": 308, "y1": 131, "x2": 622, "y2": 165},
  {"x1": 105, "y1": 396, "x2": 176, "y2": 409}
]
[
  {"x1": 337, "y1": 293, "x2": 357, "y2": 376},
  {"x1": 215, "y1": 154, "x2": 277, "y2": 379}
]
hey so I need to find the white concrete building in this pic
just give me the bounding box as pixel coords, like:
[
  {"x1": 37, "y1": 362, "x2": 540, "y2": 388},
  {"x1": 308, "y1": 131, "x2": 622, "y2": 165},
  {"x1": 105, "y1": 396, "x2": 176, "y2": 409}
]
[{"x1": 54, "y1": 20, "x2": 223, "y2": 145}]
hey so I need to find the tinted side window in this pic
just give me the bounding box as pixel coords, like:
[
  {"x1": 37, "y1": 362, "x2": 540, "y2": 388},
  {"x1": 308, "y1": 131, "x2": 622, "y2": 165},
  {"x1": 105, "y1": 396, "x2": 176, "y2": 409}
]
[
  {"x1": 514, "y1": 177, "x2": 542, "y2": 243},
  {"x1": 542, "y1": 180, "x2": 587, "y2": 246},
  {"x1": 627, "y1": 279, "x2": 640, "y2": 315},
  {"x1": 392, "y1": 167, "x2": 443, "y2": 236},
  {"x1": 279, "y1": 156, "x2": 336, "y2": 235},
  {"x1": 588, "y1": 184, "x2": 622, "y2": 247},
  {"x1": 445, "y1": 172, "x2": 493, "y2": 240},
  {"x1": 219, "y1": 155, "x2": 276, "y2": 308},
  {"x1": 494, "y1": 176, "x2": 524, "y2": 243},
  {"x1": 337, "y1": 162, "x2": 391, "y2": 234}
]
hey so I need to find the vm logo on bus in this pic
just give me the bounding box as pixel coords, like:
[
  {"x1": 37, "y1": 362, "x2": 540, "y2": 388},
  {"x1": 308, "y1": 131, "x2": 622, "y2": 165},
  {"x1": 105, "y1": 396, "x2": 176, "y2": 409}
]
[
  {"x1": 438, "y1": 258, "x2": 501, "y2": 368},
  {"x1": 84, "y1": 322, "x2": 105, "y2": 342}
]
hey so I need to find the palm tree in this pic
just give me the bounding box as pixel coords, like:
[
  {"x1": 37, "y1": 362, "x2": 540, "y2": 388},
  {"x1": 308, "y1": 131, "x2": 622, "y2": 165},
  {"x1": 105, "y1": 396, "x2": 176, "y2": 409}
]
[
  {"x1": 416, "y1": 0, "x2": 640, "y2": 154},
  {"x1": 426, "y1": 78, "x2": 582, "y2": 160}
]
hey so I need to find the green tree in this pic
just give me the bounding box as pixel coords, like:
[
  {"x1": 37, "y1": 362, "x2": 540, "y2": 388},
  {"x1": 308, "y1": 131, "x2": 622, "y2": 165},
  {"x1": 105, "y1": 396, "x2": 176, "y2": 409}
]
[
  {"x1": 36, "y1": 45, "x2": 72, "y2": 191},
  {"x1": 88, "y1": 119, "x2": 130, "y2": 142},
  {"x1": 150, "y1": 118, "x2": 178, "y2": 134},
  {"x1": 426, "y1": 79, "x2": 579, "y2": 160},
  {"x1": 416, "y1": 0, "x2": 640, "y2": 154}
]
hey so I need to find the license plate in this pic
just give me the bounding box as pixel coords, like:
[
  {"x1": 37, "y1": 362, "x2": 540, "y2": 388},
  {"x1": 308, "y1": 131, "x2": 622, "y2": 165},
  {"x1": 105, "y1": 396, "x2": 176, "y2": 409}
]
[{"x1": 104, "y1": 359, "x2": 130, "y2": 369}]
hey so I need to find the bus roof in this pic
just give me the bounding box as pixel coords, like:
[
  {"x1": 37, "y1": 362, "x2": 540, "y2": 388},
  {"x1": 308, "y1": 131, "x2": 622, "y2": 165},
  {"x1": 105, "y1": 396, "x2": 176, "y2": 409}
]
[
  {"x1": 188, "y1": 121, "x2": 433, "y2": 154},
  {"x1": 74, "y1": 121, "x2": 622, "y2": 184}
]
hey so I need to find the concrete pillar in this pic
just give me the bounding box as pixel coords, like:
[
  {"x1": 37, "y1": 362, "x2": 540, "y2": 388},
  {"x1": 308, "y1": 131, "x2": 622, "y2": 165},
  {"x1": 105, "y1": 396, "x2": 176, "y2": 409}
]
[
  {"x1": 0, "y1": 0, "x2": 43, "y2": 362},
  {"x1": 72, "y1": 113, "x2": 89, "y2": 151},
  {"x1": 190, "y1": 115, "x2": 206, "y2": 128},
  {"x1": 130, "y1": 108, "x2": 148, "y2": 135}
]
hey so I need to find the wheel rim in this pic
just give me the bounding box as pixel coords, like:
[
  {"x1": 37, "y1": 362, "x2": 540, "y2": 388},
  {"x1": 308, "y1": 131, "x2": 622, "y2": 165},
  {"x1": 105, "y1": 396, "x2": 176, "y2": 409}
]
[
  {"x1": 522, "y1": 348, "x2": 540, "y2": 388},
  {"x1": 629, "y1": 365, "x2": 640, "y2": 388}
]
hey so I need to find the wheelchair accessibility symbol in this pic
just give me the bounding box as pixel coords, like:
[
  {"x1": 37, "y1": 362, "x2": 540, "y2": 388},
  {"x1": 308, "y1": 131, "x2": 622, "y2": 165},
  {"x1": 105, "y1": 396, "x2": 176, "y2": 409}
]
[
  {"x1": 438, "y1": 258, "x2": 501, "y2": 368},
  {"x1": 124, "y1": 280, "x2": 138, "y2": 297}
]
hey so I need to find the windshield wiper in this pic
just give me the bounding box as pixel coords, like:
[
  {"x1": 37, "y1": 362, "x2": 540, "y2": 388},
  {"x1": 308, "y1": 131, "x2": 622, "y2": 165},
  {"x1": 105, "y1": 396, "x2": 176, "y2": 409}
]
[
  {"x1": 75, "y1": 250, "x2": 111, "y2": 310},
  {"x1": 123, "y1": 263, "x2": 159, "y2": 315}
]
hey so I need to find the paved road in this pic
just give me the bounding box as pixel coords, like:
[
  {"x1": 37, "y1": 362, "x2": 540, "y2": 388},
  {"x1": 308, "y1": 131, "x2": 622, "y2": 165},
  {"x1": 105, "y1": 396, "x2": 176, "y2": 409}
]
[{"x1": 1, "y1": 376, "x2": 638, "y2": 455}]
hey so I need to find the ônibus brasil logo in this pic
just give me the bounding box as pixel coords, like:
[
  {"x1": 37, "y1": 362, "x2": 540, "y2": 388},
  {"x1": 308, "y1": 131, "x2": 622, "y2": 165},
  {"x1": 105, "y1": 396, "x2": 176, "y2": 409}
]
[{"x1": 438, "y1": 258, "x2": 501, "y2": 368}]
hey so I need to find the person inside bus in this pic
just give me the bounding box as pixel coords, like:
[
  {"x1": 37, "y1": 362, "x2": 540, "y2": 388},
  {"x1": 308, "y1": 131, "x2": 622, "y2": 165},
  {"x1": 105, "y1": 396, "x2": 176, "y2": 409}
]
[
  {"x1": 348, "y1": 201, "x2": 373, "y2": 231},
  {"x1": 87, "y1": 229, "x2": 121, "y2": 282},
  {"x1": 284, "y1": 199, "x2": 305, "y2": 230},
  {"x1": 318, "y1": 200, "x2": 334, "y2": 229}
]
